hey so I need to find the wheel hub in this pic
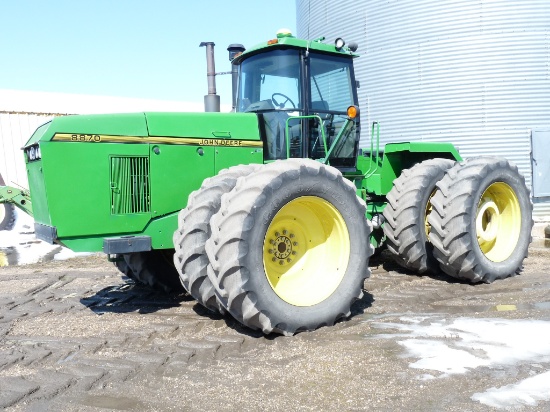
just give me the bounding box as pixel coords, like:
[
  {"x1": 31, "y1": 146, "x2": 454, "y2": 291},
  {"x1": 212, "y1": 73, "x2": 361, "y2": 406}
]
[
  {"x1": 267, "y1": 230, "x2": 298, "y2": 265},
  {"x1": 477, "y1": 199, "x2": 499, "y2": 243}
]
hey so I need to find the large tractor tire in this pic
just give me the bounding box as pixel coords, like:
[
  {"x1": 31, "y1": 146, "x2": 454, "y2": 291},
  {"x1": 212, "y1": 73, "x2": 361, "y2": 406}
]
[
  {"x1": 0, "y1": 173, "x2": 15, "y2": 231},
  {"x1": 205, "y1": 159, "x2": 373, "y2": 335},
  {"x1": 113, "y1": 254, "x2": 138, "y2": 282},
  {"x1": 429, "y1": 157, "x2": 533, "y2": 283},
  {"x1": 118, "y1": 250, "x2": 184, "y2": 293},
  {"x1": 173, "y1": 164, "x2": 261, "y2": 313},
  {"x1": 383, "y1": 158, "x2": 455, "y2": 274}
]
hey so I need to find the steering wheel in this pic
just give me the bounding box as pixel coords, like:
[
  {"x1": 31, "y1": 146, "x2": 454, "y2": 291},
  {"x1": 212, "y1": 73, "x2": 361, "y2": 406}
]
[{"x1": 271, "y1": 93, "x2": 296, "y2": 109}]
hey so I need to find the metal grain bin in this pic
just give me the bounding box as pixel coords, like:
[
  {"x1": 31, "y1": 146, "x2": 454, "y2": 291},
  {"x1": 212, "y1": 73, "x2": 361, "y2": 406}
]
[{"x1": 297, "y1": 0, "x2": 550, "y2": 217}]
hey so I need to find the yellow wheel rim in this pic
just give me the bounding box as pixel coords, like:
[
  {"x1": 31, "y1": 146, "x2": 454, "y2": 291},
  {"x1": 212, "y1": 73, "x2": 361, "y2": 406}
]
[
  {"x1": 424, "y1": 189, "x2": 437, "y2": 238},
  {"x1": 476, "y1": 182, "x2": 521, "y2": 262},
  {"x1": 263, "y1": 196, "x2": 351, "y2": 307}
]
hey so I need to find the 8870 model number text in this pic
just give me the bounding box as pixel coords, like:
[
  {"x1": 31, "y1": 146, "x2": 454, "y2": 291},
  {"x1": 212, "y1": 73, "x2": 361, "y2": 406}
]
[{"x1": 71, "y1": 134, "x2": 101, "y2": 142}]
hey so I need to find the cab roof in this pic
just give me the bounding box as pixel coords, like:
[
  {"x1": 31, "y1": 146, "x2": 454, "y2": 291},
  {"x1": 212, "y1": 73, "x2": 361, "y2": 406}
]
[{"x1": 234, "y1": 31, "x2": 357, "y2": 64}]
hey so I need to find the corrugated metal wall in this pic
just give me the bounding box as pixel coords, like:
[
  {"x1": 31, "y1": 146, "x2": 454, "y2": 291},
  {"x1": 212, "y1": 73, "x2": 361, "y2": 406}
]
[
  {"x1": 0, "y1": 112, "x2": 56, "y2": 188},
  {"x1": 297, "y1": 0, "x2": 550, "y2": 217}
]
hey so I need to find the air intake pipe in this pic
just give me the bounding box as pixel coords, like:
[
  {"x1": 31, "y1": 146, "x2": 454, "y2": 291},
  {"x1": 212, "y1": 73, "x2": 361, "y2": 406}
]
[{"x1": 227, "y1": 44, "x2": 245, "y2": 111}]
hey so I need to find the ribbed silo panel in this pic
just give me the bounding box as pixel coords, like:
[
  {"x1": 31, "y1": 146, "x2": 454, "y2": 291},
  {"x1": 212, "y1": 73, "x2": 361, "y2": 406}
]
[
  {"x1": 533, "y1": 202, "x2": 550, "y2": 219},
  {"x1": 298, "y1": 0, "x2": 550, "y2": 217}
]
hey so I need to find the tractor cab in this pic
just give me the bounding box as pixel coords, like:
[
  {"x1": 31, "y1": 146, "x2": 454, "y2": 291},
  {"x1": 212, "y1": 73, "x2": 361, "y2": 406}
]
[{"x1": 233, "y1": 31, "x2": 360, "y2": 170}]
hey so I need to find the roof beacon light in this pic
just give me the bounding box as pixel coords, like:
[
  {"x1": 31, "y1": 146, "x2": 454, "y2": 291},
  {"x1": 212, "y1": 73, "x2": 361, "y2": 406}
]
[
  {"x1": 277, "y1": 28, "x2": 293, "y2": 38},
  {"x1": 335, "y1": 37, "x2": 345, "y2": 50}
]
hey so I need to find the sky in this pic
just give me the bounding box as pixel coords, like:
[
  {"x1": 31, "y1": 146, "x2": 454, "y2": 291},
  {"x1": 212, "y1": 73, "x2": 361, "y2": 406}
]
[{"x1": 0, "y1": 0, "x2": 297, "y2": 108}]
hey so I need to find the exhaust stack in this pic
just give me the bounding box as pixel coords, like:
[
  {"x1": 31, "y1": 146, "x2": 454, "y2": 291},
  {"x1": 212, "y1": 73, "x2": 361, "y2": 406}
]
[{"x1": 199, "y1": 41, "x2": 220, "y2": 112}]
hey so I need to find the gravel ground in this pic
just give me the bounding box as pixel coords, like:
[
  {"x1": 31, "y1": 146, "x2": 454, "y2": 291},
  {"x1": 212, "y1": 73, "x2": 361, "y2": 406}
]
[{"x1": 0, "y1": 243, "x2": 549, "y2": 411}]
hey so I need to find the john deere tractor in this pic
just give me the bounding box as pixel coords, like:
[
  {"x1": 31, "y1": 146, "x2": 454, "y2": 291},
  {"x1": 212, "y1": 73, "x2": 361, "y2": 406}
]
[{"x1": 0, "y1": 31, "x2": 533, "y2": 335}]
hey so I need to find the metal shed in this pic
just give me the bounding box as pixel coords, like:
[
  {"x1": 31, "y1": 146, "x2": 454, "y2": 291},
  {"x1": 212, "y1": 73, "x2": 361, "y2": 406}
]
[{"x1": 297, "y1": 0, "x2": 550, "y2": 218}]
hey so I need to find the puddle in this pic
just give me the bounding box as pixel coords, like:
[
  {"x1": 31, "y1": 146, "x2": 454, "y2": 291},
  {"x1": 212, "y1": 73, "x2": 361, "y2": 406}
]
[
  {"x1": 531, "y1": 238, "x2": 550, "y2": 249},
  {"x1": 526, "y1": 301, "x2": 550, "y2": 311},
  {"x1": 523, "y1": 281, "x2": 550, "y2": 292},
  {"x1": 429, "y1": 301, "x2": 550, "y2": 314},
  {"x1": 78, "y1": 394, "x2": 143, "y2": 410}
]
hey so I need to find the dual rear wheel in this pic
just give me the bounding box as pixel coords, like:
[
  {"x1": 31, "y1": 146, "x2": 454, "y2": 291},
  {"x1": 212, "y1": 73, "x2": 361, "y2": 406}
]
[
  {"x1": 383, "y1": 157, "x2": 532, "y2": 283},
  {"x1": 114, "y1": 160, "x2": 373, "y2": 335},
  {"x1": 176, "y1": 160, "x2": 373, "y2": 335}
]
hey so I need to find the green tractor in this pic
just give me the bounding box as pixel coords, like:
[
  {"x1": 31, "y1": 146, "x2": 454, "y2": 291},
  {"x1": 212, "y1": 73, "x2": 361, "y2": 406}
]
[{"x1": 0, "y1": 31, "x2": 533, "y2": 335}]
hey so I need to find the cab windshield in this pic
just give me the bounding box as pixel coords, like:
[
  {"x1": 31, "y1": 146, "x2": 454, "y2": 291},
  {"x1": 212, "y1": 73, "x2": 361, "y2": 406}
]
[{"x1": 237, "y1": 49, "x2": 301, "y2": 113}]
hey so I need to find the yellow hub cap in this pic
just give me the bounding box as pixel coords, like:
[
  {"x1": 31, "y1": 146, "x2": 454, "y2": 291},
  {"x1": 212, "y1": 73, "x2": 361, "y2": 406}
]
[
  {"x1": 476, "y1": 182, "x2": 521, "y2": 262},
  {"x1": 263, "y1": 196, "x2": 351, "y2": 307}
]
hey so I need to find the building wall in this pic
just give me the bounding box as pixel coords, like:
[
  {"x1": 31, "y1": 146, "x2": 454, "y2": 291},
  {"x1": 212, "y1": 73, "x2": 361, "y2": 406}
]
[
  {"x1": 297, "y1": 0, "x2": 550, "y2": 217},
  {"x1": 0, "y1": 112, "x2": 57, "y2": 188}
]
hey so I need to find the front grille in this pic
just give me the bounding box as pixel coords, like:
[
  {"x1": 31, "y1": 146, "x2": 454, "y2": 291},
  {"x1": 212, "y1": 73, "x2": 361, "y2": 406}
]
[{"x1": 110, "y1": 156, "x2": 150, "y2": 215}]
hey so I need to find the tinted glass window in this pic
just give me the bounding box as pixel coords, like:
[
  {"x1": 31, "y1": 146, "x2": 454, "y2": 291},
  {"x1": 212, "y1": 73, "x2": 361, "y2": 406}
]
[
  {"x1": 309, "y1": 54, "x2": 353, "y2": 113},
  {"x1": 238, "y1": 49, "x2": 301, "y2": 113}
]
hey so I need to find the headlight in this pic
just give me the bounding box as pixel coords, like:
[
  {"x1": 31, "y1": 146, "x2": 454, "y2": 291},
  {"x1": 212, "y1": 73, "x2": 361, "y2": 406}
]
[
  {"x1": 335, "y1": 37, "x2": 345, "y2": 50},
  {"x1": 25, "y1": 144, "x2": 41, "y2": 162}
]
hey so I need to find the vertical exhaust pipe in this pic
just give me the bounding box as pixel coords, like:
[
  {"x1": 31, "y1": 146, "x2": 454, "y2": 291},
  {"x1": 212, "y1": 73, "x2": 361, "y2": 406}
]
[{"x1": 199, "y1": 41, "x2": 220, "y2": 112}]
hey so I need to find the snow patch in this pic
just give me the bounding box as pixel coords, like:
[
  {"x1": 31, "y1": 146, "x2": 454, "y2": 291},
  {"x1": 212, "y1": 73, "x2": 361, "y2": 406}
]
[
  {"x1": 372, "y1": 316, "x2": 550, "y2": 409},
  {"x1": 374, "y1": 317, "x2": 550, "y2": 376},
  {"x1": 0, "y1": 210, "x2": 90, "y2": 264},
  {"x1": 472, "y1": 370, "x2": 550, "y2": 409}
]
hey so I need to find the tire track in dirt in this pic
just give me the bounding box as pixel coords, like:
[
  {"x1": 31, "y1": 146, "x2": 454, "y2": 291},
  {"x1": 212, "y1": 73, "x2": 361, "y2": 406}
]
[
  {"x1": 1, "y1": 248, "x2": 549, "y2": 410},
  {"x1": 0, "y1": 260, "x2": 271, "y2": 409}
]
